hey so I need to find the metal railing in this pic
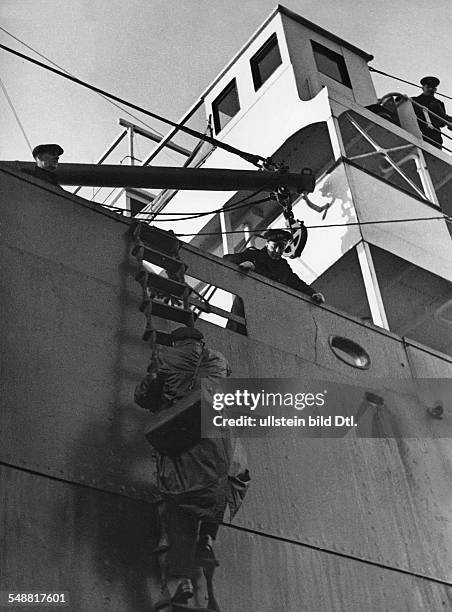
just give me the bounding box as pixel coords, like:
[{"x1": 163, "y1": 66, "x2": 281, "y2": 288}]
[{"x1": 375, "y1": 92, "x2": 452, "y2": 153}]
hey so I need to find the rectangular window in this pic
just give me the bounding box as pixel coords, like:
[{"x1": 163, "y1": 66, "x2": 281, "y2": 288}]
[
  {"x1": 212, "y1": 79, "x2": 240, "y2": 134},
  {"x1": 126, "y1": 189, "x2": 154, "y2": 217},
  {"x1": 250, "y1": 33, "x2": 282, "y2": 91},
  {"x1": 312, "y1": 40, "x2": 351, "y2": 88}
]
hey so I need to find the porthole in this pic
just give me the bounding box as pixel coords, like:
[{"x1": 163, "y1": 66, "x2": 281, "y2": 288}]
[
  {"x1": 364, "y1": 392, "x2": 384, "y2": 407},
  {"x1": 329, "y1": 335, "x2": 371, "y2": 369}
]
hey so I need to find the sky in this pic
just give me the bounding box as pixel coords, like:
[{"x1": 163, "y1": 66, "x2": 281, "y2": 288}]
[{"x1": 1, "y1": 0, "x2": 452, "y2": 167}]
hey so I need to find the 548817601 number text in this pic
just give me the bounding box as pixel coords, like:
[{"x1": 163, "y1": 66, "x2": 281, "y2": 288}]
[{"x1": 0, "y1": 592, "x2": 69, "y2": 607}]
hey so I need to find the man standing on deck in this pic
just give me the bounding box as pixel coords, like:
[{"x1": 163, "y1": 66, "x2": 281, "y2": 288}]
[{"x1": 412, "y1": 77, "x2": 452, "y2": 149}]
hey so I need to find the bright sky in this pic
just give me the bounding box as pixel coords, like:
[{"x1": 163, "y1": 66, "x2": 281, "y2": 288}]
[{"x1": 1, "y1": 0, "x2": 452, "y2": 165}]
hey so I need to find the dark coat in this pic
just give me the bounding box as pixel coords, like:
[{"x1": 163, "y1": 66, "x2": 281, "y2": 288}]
[
  {"x1": 154, "y1": 340, "x2": 249, "y2": 522},
  {"x1": 22, "y1": 166, "x2": 61, "y2": 187},
  {"x1": 224, "y1": 247, "x2": 316, "y2": 296},
  {"x1": 412, "y1": 94, "x2": 451, "y2": 146}
]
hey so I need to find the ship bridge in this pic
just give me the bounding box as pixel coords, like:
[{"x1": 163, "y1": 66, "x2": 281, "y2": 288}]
[{"x1": 140, "y1": 4, "x2": 452, "y2": 357}]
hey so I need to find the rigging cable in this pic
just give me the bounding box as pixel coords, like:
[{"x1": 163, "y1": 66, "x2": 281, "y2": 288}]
[
  {"x1": 0, "y1": 26, "x2": 187, "y2": 167},
  {"x1": 131, "y1": 186, "x2": 272, "y2": 222},
  {"x1": 225, "y1": 521, "x2": 452, "y2": 589},
  {"x1": 96, "y1": 198, "x2": 452, "y2": 233},
  {"x1": 141, "y1": 197, "x2": 271, "y2": 216},
  {"x1": 0, "y1": 42, "x2": 267, "y2": 168},
  {"x1": 369, "y1": 66, "x2": 452, "y2": 102},
  {"x1": 100, "y1": 186, "x2": 120, "y2": 206},
  {"x1": 0, "y1": 76, "x2": 32, "y2": 152},
  {"x1": 96, "y1": 186, "x2": 272, "y2": 221},
  {"x1": 0, "y1": 26, "x2": 163, "y2": 141},
  {"x1": 134, "y1": 197, "x2": 272, "y2": 221},
  {"x1": 102, "y1": 196, "x2": 269, "y2": 216},
  {"x1": 96, "y1": 190, "x2": 451, "y2": 232},
  {"x1": 171, "y1": 214, "x2": 452, "y2": 237},
  {"x1": 97, "y1": 203, "x2": 452, "y2": 236},
  {"x1": 1, "y1": 457, "x2": 449, "y2": 590}
]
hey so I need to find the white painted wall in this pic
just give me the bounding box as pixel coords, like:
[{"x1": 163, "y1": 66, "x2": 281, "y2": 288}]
[
  {"x1": 347, "y1": 165, "x2": 452, "y2": 281},
  {"x1": 153, "y1": 86, "x2": 333, "y2": 239},
  {"x1": 152, "y1": 8, "x2": 377, "y2": 247},
  {"x1": 153, "y1": 6, "x2": 451, "y2": 299},
  {"x1": 280, "y1": 12, "x2": 376, "y2": 106},
  {"x1": 268, "y1": 163, "x2": 361, "y2": 284}
]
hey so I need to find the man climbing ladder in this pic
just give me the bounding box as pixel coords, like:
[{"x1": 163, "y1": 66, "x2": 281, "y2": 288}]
[{"x1": 136, "y1": 326, "x2": 250, "y2": 610}]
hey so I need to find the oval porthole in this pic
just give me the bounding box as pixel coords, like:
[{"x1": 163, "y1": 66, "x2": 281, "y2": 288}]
[{"x1": 328, "y1": 335, "x2": 371, "y2": 369}]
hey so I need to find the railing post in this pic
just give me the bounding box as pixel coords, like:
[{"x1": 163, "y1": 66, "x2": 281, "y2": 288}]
[
  {"x1": 128, "y1": 126, "x2": 135, "y2": 166},
  {"x1": 357, "y1": 241, "x2": 389, "y2": 330},
  {"x1": 413, "y1": 148, "x2": 439, "y2": 205}
]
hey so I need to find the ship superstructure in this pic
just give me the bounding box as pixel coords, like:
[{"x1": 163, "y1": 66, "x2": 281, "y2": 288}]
[{"x1": 144, "y1": 4, "x2": 452, "y2": 356}]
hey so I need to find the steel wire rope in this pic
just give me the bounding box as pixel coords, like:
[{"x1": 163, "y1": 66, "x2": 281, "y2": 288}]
[
  {"x1": 0, "y1": 454, "x2": 450, "y2": 589},
  {"x1": 99, "y1": 186, "x2": 122, "y2": 206},
  {"x1": 101, "y1": 199, "x2": 261, "y2": 217},
  {"x1": 0, "y1": 28, "x2": 195, "y2": 211},
  {"x1": 0, "y1": 27, "x2": 166, "y2": 142},
  {"x1": 139, "y1": 196, "x2": 271, "y2": 218},
  {"x1": 97, "y1": 186, "x2": 271, "y2": 225},
  {"x1": 172, "y1": 214, "x2": 452, "y2": 237},
  {"x1": 224, "y1": 521, "x2": 452, "y2": 589},
  {"x1": 0, "y1": 76, "x2": 33, "y2": 151},
  {"x1": 124, "y1": 183, "x2": 273, "y2": 224},
  {"x1": 1, "y1": 456, "x2": 450, "y2": 590},
  {"x1": 0, "y1": 42, "x2": 267, "y2": 168},
  {"x1": 100, "y1": 194, "x2": 269, "y2": 216},
  {"x1": 91, "y1": 185, "x2": 112, "y2": 202},
  {"x1": 0, "y1": 26, "x2": 188, "y2": 169},
  {"x1": 104, "y1": 211, "x2": 452, "y2": 230},
  {"x1": 96, "y1": 199, "x2": 452, "y2": 233},
  {"x1": 143, "y1": 194, "x2": 272, "y2": 223},
  {"x1": 369, "y1": 66, "x2": 452, "y2": 102}
]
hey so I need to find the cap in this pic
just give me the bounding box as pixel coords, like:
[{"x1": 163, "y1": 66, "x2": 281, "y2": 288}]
[
  {"x1": 32, "y1": 144, "x2": 64, "y2": 158},
  {"x1": 263, "y1": 228, "x2": 292, "y2": 242},
  {"x1": 170, "y1": 326, "x2": 204, "y2": 341},
  {"x1": 420, "y1": 76, "x2": 440, "y2": 87}
]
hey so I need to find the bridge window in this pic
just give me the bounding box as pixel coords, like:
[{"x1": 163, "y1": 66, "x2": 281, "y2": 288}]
[
  {"x1": 312, "y1": 41, "x2": 351, "y2": 88},
  {"x1": 250, "y1": 33, "x2": 282, "y2": 91},
  {"x1": 212, "y1": 79, "x2": 240, "y2": 134}
]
